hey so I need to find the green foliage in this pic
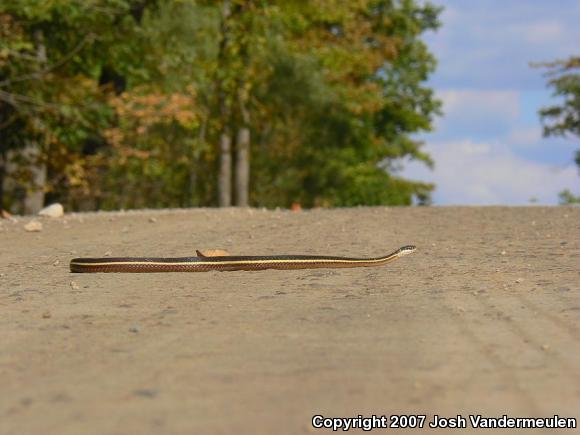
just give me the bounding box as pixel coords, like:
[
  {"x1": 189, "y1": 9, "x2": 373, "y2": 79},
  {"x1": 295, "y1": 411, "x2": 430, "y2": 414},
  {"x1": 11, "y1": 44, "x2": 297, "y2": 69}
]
[
  {"x1": 0, "y1": 0, "x2": 138, "y2": 195},
  {"x1": 1, "y1": 0, "x2": 441, "y2": 211},
  {"x1": 538, "y1": 57, "x2": 580, "y2": 139},
  {"x1": 251, "y1": 0, "x2": 441, "y2": 207},
  {"x1": 558, "y1": 189, "x2": 580, "y2": 205},
  {"x1": 537, "y1": 56, "x2": 580, "y2": 203}
]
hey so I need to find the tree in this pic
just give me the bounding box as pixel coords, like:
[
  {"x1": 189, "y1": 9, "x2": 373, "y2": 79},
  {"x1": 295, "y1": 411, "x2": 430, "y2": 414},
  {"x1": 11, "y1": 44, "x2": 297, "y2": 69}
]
[
  {"x1": 251, "y1": 0, "x2": 441, "y2": 206},
  {"x1": 0, "y1": 1, "x2": 145, "y2": 212},
  {"x1": 1, "y1": 0, "x2": 441, "y2": 212},
  {"x1": 536, "y1": 56, "x2": 580, "y2": 204}
]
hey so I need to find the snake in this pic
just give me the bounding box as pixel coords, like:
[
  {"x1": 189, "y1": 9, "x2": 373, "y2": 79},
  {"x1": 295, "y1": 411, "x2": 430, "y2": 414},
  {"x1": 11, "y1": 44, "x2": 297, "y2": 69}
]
[{"x1": 69, "y1": 245, "x2": 416, "y2": 273}]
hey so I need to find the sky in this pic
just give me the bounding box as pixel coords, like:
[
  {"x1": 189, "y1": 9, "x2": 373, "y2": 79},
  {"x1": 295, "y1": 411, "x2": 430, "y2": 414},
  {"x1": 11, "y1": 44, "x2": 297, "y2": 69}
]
[{"x1": 402, "y1": 0, "x2": 580, "y2": 205}]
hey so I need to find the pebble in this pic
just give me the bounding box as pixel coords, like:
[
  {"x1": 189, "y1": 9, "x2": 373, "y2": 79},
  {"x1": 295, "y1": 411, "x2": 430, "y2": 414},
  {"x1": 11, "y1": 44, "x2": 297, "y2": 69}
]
[
  {"x1": 24, "y1": 220, "x2": 43, "y2": 232},
  {"x1": 53, "y1": 259, "x2": 60, "y2": 266},
  {"x1": 515, "y1": 278, "x2": 524, "y2": 284},
  {"x1": 38, "y1": 203, "x2": 64, "y2": 218},
  {"x1": 42, "y1": 311, "x2": 52, "y2": 319},
  {"x1": 70, "y1": 281, "x2": 80, "y2": 290},
  {"x1": 133, "y1": 388, "x2": 157, "y2": 398},
  {"x1": 148, "y1": 217, "x2": 157, "y2": 223}
]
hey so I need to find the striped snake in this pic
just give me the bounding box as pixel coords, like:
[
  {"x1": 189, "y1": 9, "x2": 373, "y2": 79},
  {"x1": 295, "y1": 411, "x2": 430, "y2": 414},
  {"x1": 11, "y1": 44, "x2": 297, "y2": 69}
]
[{"x1": 70, "y1": 245, "x2": 416, "y2": 273}]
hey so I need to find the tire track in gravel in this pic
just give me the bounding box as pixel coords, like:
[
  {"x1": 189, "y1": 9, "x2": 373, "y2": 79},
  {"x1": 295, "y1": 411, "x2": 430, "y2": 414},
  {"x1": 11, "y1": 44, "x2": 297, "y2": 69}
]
[
  {"x1": 511, "y1": 291, "x2": 580, "y2": 343},
  {"x1": 471, "y1": 289, "x2": 580, "y2": 380},
  {"x1": 439, "y1": 288, "x2": 543, "y2": 417}
]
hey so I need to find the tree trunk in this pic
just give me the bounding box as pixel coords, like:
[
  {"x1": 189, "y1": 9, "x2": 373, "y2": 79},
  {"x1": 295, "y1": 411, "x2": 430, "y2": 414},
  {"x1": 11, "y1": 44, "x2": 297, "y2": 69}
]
[
  {"x1": 217, "y1": 0, "x2": 232, "y2": 207},
  {"x1": 188, "y1": 116, "x2": 206, "y2": 206},
  {"x1": 22, "y1": 144, "x2": 47, "y2": 214},
  {"x1": 233, "y1": 4, "x2": 251, "y2": 207},
  {"x1": 218, "y1": 127, "x2": 232, "y2": 207},
  {"x1": 0, "y1": 151, "x2": 5, "y2": 211},
  {"x1": 23, "y1": 29, "x2": 48, "y2": 214},
  {"x1": 235, "y1": 99, "x2": 250, "y2": 206}
]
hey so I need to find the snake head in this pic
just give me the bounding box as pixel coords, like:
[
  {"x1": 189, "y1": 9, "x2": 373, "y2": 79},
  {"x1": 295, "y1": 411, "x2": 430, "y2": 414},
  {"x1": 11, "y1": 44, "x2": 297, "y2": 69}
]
[{"x1": 396, "y1": 245, "x2": 416, "y2": 257}]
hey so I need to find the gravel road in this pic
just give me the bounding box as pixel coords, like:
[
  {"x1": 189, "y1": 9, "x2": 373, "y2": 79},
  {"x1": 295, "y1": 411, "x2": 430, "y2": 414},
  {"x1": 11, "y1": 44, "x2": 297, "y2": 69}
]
[{"x1": 1, "y1": 207, "x2": 578, "y2": 434}]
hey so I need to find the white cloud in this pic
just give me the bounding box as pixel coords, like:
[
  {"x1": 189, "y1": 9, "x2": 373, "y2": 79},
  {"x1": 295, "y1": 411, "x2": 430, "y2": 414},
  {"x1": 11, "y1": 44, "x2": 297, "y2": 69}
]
[
  {"x1": 403, "y1": 139, "x2": 578, "y2": 205},
  {"x1": 433, "y1": 89, "x2": 521, "y2": 137},
  {"x1": 507, "y1": 125, "x2": 543, "y2": 147},
  {"x1": 518, "y1": 20, "x2": 564, "y2": 44},
  {"x1": 439, "y1": 89, "x2": 520, "y2": 121},
  {"x1": 425, "y1": 1, "x2": 580, "y2": 89}
]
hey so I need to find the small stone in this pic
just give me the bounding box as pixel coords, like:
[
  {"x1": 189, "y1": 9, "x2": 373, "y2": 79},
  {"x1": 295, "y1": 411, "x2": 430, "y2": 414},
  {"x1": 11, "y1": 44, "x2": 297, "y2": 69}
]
[
  {"x1": 1, "y1": 209, "x2": 12, "y2": 219},
  {"x1": 38, "y1": 203, "x2": 64, "y2": 218},
  {"x1": 24, "y1": 220, "x2": 43, "y2": 232},
  {"x1": 70, "y1": 281, "x2": 80, "y2": 290},
  {"x1": 129, "y1": 326, "x2": 141, "y2": 333},
  {"x1": 42, "y1": 311, "x2": 52, "y2": 319},
  {"x1": 515, "y1": 278, "x2": 524, "y2": 284},
  {"x1": 500, "y1": 250, "x2": 506, "y2": 255},
  {"x1": 53, "y1": 259, "x2": 60, "y2": 266},
  {"x1": 148, "y1": 217, "x2": 157, "y2": 223},
  {"x1": 541, "y1": 344, "x2": 550, "y2": 351},
  {"x1": 104, "y1": 250, "x2": 112, "y2": 257},
  {"x1": 133, "y1": 388, "x2": 157, "y2": 398}
]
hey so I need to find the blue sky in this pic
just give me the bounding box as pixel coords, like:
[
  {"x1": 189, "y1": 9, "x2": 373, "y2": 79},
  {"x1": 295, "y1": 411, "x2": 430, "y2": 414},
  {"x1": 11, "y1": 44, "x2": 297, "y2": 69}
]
[{"x1": 402, "y1": 0, "x2": 580, "y2": 205}]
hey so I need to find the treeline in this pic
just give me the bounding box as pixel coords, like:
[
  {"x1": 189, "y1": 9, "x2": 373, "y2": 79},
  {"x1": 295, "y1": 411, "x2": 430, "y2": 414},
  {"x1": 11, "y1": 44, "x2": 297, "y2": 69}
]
[
  {"x1": 0, "y1": 0, "x2": 441, "y2": 213},
  {"x1": 536, "y1": 56, "x2": 580, "y2": 204}
]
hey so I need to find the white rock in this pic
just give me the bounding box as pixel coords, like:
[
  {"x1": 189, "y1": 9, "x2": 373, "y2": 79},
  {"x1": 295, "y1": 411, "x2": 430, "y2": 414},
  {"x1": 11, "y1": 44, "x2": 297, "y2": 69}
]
[
  {"x1": 38, "y1": 203, "x2": 64, "y2": 218},
  {"x1": 24, "y1": 220, "x2": 43, "y2": 232}
]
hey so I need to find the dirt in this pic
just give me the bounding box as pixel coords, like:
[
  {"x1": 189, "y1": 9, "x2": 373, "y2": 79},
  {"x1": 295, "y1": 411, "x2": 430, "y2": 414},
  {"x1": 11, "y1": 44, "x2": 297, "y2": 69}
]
[{"x1": 0, "y1": 207, "x2": 579, "y2": 434}]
